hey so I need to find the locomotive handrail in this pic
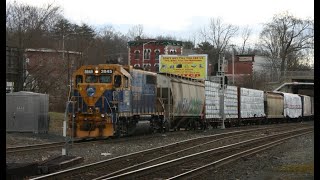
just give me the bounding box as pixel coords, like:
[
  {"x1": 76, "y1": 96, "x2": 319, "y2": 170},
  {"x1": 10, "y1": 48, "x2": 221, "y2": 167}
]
[{"x1": 104, "y1": 96, "x2": 114, "y2": 114}]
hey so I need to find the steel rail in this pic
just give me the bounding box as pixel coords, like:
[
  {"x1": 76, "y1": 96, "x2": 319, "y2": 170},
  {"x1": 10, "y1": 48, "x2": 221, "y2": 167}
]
[
  {"x1": 6, "y1": 142, "x2": 65, "y2": 153},
  {"x1": 168, "y1": 131, "x2": 312, "y2": 179},
  {"x1": 29, "y1": 126, "x2": 277, "y2": 180},
  {"x1": 103, "y1": 127, "x2": 312, "y2": 179},
  {"x1": 29, "y1": 124, "x2": 310, "y2": 180}
]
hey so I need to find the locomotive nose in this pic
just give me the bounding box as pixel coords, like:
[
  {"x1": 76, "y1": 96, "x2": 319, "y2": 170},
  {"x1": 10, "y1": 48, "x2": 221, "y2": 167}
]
[{"x1": 87, "y1": 87, "x2": 96, "y2": 97}]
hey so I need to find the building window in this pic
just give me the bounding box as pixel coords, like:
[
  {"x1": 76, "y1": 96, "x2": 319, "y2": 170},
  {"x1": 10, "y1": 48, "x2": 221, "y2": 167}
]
[
  {"x1": 143, "y1": 63, "x2": 151, "y2": 68},
  {"x1": 169, "y1": 49, "x2": 177, "y2": 55},
  {"x1": 154, "y1": 63, "x2": 159, "y2": 67},
  {"x1": 134, "y1": 50, "x2": 140, "y2": 60},
  {"x1": 134, "y1": 64, "x2": 140, "y2": 68},
  {"x1": 154, "y1": 49, "x2": 160, "y2": 60},
  {"x1": 144, "y1": 49, "x2": 151, "y2": 60}
]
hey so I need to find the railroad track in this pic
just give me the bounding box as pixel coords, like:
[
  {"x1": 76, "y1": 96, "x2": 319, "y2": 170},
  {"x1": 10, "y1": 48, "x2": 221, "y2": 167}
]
[
  {"x1": 6, "y1": 132, "x2": 175, "y2": 154},
  {"x1": 6, "y1": 142, "x2": 66, "y2": 154},
  {"x1": 28, "y1": 123, "x2": 311, "y2": 180},
  {"x1": 104, "y1": 127, "x2": 313, "y2": 179},
  {"x1": 7, "y1": 123, "x2": 309, "y2": 154}
]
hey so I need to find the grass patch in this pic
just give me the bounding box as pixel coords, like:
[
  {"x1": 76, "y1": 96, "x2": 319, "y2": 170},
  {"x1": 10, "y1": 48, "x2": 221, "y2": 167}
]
[
  {"x1": 48, "y1": 112, "x2": 66, "y2": 135},
  {"x1": 278, "y1": 162, "x2": 314, "y2": 174}
]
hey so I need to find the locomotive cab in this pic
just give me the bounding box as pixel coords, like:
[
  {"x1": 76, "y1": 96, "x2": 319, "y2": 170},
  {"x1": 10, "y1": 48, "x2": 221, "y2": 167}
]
[{"x1": 68, "y1": 64, "x2": 132, "y2": 139}]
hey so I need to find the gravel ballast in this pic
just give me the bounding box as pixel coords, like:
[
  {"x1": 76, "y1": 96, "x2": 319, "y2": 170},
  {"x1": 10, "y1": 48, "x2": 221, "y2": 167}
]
[{"x1": 6, "y1": 122, "x2": 314, "y2": 179}]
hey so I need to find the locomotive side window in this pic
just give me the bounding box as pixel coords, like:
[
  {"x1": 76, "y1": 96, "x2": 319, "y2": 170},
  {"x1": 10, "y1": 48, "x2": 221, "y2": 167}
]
[
  {"x1": 146, "y1": 75, "x2": 156, "y2": 84},
  {"x1": 76, "y1": 75, "x2": 83, "y2": 85},
  {"x1": 85, "y1": 75, "x2": 98, "y2": 83},
  {"x1": 124, "y1": 77, "x2": 128, "y2": 88},
  {"x1": 100, "y1": 75, "x2": 112, "y2": 83},
  {"x1": 114, "y1": 75, "x2": 122, "y2": 87}
]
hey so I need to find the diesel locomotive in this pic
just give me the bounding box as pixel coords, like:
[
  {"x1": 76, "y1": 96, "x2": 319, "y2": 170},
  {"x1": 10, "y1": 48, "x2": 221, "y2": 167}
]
[{"x1": 68, "y1": 64, "x2": 165, "y2": 139}]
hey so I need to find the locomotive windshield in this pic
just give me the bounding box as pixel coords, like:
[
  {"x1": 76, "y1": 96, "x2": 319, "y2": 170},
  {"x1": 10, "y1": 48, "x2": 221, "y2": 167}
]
[
  {"x1": 85, "y1": 75, "x2": 98, "y2": 83},
  {"x1": 100, "y1": 75, "x2": 112, "y2": 83}
]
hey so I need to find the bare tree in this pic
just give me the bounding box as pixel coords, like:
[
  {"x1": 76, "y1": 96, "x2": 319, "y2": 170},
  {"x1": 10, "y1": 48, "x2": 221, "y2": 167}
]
[
  {"x1": 6, "y1": 1, "x2": 61, "y2": 48},
  {"x1": 259, "y1": 12, "x2": 313, "y2": 76},
  {"x1": 6, "y1": 1, "x2": 61, "y2": 91},
  {"x1": 127, "y1": 24, "x2": 144, "y2": 41},
  {"x1": 239, "y1": 25, "x2": 252, "y2": 54},
  {"x1": 88, "y1": 25, "x2": 128, "y2": 65},
  {"x1": 199, "y1": 17, "x2": 238, "y2": 66}
]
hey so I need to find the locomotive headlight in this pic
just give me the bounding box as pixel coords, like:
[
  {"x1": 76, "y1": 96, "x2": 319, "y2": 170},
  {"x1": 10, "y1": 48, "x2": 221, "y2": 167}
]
[
  {"x1": 101, "y1": 114, "x2": 105, "y2": 118},
  {"x1": 95, "y1": 69, "x2": 99, "y2": 74},
  {"x1": 87, "y1": 87, "x2": 96, "y2": 97}
]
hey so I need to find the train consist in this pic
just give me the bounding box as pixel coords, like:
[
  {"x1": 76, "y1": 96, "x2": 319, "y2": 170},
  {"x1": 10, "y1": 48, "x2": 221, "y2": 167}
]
[{"x1": 68, "y1": 64, "x2": 314, "y2": 139}]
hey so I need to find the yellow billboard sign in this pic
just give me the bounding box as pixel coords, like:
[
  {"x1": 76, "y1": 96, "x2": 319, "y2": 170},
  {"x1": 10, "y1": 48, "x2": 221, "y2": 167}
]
[{"x1": 159, "y1": 55, "x2": 208, "y2": 79}]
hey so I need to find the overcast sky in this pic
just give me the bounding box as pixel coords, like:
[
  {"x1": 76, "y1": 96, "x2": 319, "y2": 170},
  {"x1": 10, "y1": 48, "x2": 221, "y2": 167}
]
[{"x1": 7, "y1": 0, "x2": 314, "y2": 45}]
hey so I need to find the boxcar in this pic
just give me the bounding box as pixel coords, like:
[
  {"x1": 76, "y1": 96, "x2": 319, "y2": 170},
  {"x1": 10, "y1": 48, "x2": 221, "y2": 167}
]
[
  {"x1": 264, "y1": 91, "x2": 285, "y2": 122},
  {"x1": 238, "y1": 87, "x2": 266, "y2": 124},
  {"x1": 283, "y1": 92, "x2": 302, "y2": 121},
  {"x1": 204, "y1": 81, "x2": 238, "y2": 127}
]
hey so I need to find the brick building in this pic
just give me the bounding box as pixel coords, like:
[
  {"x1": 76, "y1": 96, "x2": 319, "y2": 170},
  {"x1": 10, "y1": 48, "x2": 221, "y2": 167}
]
[
  {"x1": 225, "y1": 54, "x2": 254, "y2": 85},
  {"x1": 127, "y1": 39, "x2": 183, "y2": 72},
  {"x1": 24, "y1": 48, "x2": 82, "y2": 111},
  {"x1": 25, "y1": 48, "x2": 82, "y2": 81}
]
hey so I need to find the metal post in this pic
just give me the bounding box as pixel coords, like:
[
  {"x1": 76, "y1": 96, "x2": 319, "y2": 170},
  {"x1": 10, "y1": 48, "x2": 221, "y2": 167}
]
[
  {"x1": 221, "y1": 55, "x2": 226, "y2": 129},
  {"x1": 72, "y1": 101, "x2": 75, "y2": 146},
  {"x1": 232, "y1": 48, "x2": 235, "y2": 85},
  {"x1": 217, "y1": 54, "x2": 226, "y2": 129},
  {"x1": 142, "y1": 43, "x2": 145, "y2": 70},
  {"x1": 62, "y1": 101, "x2": 69, "y2": 155}
]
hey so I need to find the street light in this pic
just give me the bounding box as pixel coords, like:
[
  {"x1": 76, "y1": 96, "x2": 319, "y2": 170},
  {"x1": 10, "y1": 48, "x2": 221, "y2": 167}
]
[
  {"x1": 61, "y1": 32, "x2": 79, "y2": 156},
  {"x1": 142, "y1": 41, "x2": 156, "y2": 70},
  {"x1": 62, "y1": 33, "x2": 77, "y2": 93}
]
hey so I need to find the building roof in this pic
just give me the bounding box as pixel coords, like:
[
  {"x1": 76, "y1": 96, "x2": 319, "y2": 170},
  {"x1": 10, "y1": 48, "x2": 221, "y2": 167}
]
[
  {"x1": 128, "y1": 39, "x2": 183, "y2": 46},
  {"x1": 25, "y1": 48, "x2": 82, "y2": 55}
]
